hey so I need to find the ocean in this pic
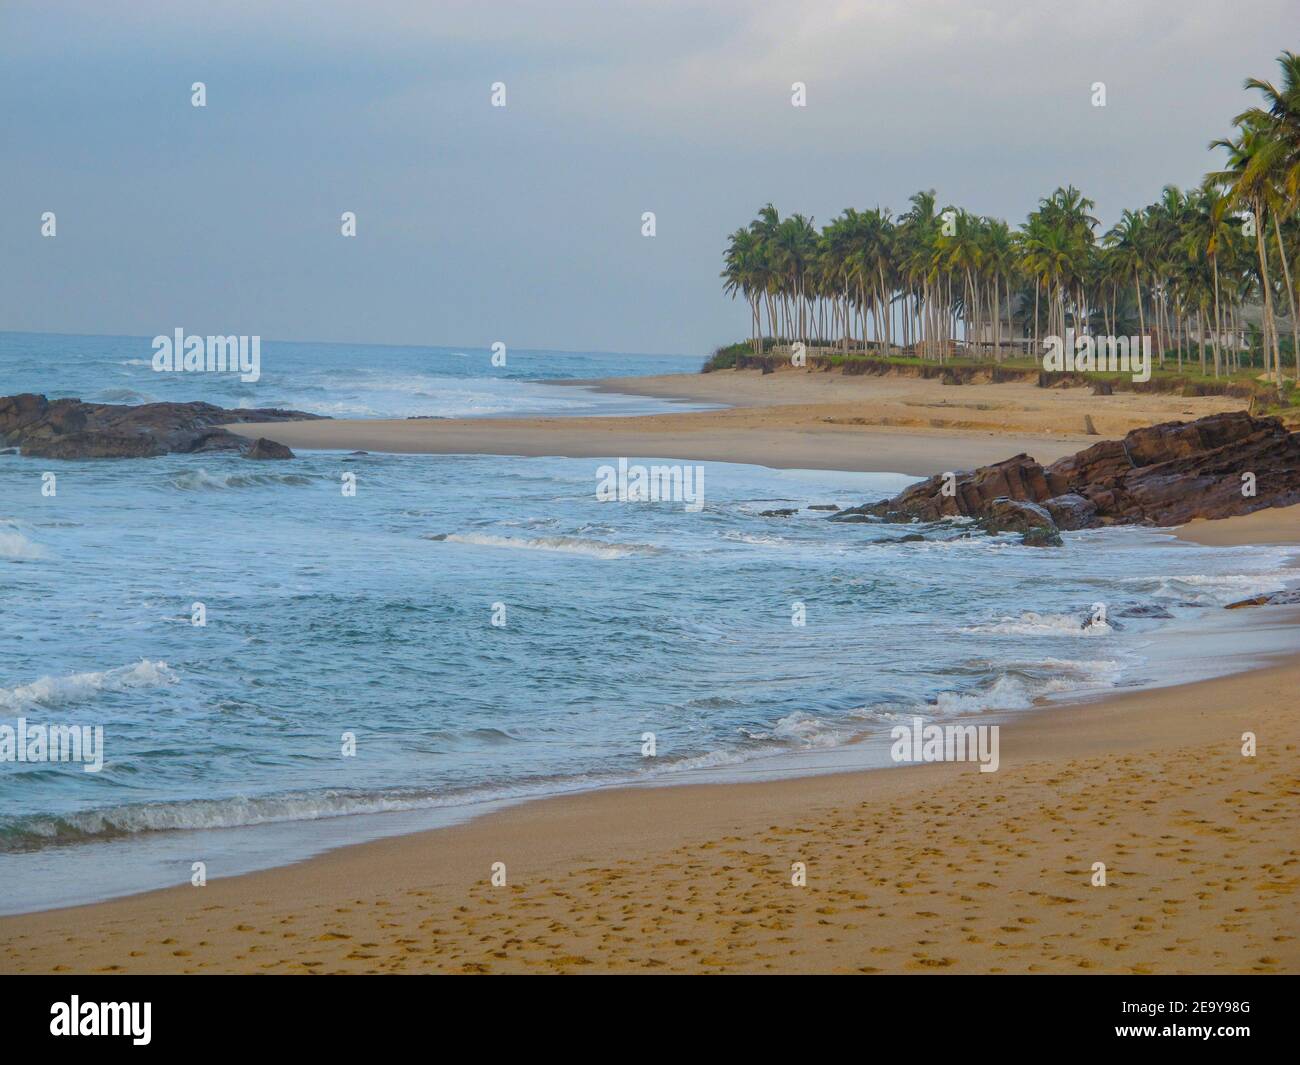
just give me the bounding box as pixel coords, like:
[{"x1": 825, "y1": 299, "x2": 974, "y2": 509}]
[{"x1": 1, "y1": 330, "x2": 1295, "y2": 913}]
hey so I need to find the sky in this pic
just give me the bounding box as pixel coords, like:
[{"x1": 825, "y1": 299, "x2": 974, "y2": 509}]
[{"x1": 1, "y1": 0, "x2": 1294, "y2": 356}]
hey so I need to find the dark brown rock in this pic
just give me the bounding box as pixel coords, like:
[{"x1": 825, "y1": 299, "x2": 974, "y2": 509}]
[
  {"x1": 1042, "y1": 493, "x2": 1098, "y2": 531},
  {"x1": 979, "y1": 497, "x2": 1062, "y2": 547},
  {"x1": 0, "y1": 393, "x2": 321, "y2": 460},
  {"x1": 834, "y1": 412, "x2": 1300, "y2": 532},
  {"x1": 1225, "y1": 589, "x2": 1300, "y2": 609},
  {"x1": 243, "y1": 437, "x2": 295, "y2": 460}
]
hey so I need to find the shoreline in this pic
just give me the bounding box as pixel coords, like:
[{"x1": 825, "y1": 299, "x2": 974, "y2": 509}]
[
  {"x1": 230, "y1": 409, "x2": 1089, "y2": 477},
  {"x1": 3, "y1": 621, "x2": 1296, "y2": 973},
  {"x1": 6, "y1": 373, "x2": 1297, "y2": 973},
  {"x1": 223, "y1": 367, "x2": 1251, "y2": 476},
  {"x1": 2, "y1": 509, "x2": 1297, "y2": 972}
]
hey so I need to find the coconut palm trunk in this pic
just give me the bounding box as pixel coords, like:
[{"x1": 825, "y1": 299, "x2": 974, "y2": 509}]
[
  {"x1": 1252, "y1": 202, "x2": 1280, "y2": 384},
  {"x1": 1272, "y1": 216, "x2": 1299, "y2": 382}
]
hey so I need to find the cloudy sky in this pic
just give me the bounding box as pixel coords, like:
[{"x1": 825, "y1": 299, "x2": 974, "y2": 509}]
[{"x1": 1, "y1": 1, "x2": 1293, "y2": 355}]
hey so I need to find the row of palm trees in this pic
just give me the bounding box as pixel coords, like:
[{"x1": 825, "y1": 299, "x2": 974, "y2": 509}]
[{"x1": 721, "y1": 51, "x2": 1300, "y2": 383}]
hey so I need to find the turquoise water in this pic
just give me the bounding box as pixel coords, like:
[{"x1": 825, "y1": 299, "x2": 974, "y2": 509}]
[{"x1": 1, "y1": 332, "x2": 1295, "y2": 913}]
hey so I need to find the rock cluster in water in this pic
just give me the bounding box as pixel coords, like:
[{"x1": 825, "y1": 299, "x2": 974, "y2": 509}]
[
  {"x1": 832, "y1": 411, "x2": 1300, "y2": 545},
  {"x1": 0, "y1": 393, "x2": 320, "y2": 459}
]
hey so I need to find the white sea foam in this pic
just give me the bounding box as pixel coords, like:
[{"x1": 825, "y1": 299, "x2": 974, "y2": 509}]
[
  {"x1": 962, "y1": 611, "x2": 1110, "y2": 637},
  {"x1": 0, "y1": 660, "x2": 178, "y2": 713},
  {"x1": 763, "y1": 710, "x2": 853, "y2": 748},
  {"x1": 721, "y1": 531, "x2": 796, "y2": 546},
  {"x1": 0, "y1": 528, "x2": 46, "y2": 560},
  {"x1": 660, "y1": 747, "x2": 753, "y2": 773},
  {"x1": 932, "y1": 665, "x2": 1118, "y2": 714},
  {"x1": 933, "y1": 675, "x2": 1036, "y2": 713},
  {"x1": 169, "y1": 468, "x2": 237, "y2": 490},
  {"x1": 1031, "y1": 656, "x2": 1123, "y2": 675},
  {"x1": 1, "y1": 776, "x2": 617, "y2": 843},
  {"x1": 425, "y1": 532, "x2": 660, "y2": 559},
  {"x1": 1123, "y1": 570, "x2": 1294, "y2": 604},
  {"x1": 10, "y1": 792, "x2": 441, "y2": 839}
]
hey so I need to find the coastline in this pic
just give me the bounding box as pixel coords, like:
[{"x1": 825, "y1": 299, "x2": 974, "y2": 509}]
[
  {"x1": 9, "y1": 0, "x2": 1299, "y2": 1000},
  {"x1": 223, "y1": 367, "x2": 1249, "y2": 476},
  {"x1": 3, "y1": 409, "x2": 1298, "y2": 970},
  {"x1": 3, "y1": 619, "x2": 1296, "y2": 974}
]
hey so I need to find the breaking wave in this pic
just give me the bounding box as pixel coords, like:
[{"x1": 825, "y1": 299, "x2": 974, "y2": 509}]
[
  {"x1": 0, "y1": 528, "x2": 46, "y2": 560},
  {"x1": 961, "y1": 611, "x2": 1112, "y2": 637},
  {"x1": 0, "y1": 660, "x2": 178, "y2": 713},
  {"x1": 167, "y1": 469, "x2": 315, "y2": 490}
]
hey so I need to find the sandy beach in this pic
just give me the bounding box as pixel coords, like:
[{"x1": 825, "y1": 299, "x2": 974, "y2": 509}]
[
  {"x1": 4, "y1": 370, "x2": 1297, "y2": 975},
  {"x1": 2, "y1": 606, "x2": 1296, "y2": 974},
  {"x1": 11, "y1": 0, "x2": 1300, "y2": 1008},
  {"x1": 224, "y1": 367, "x2": 1247, "y2": 475}
]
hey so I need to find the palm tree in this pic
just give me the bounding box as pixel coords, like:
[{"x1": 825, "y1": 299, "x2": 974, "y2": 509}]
[
  {"x1": 721, "y1": 227, "x2": 763, "y2": 354},
  {"x1": 1237, "y1": 51, "x2": 1300, "y2": 380},
  {"x1": 719, "y1": 57, "x2": 1298, "y2": 381},
  {"x1": 1211, "y1": 124, "x2": 1285, "y2": 384},
  {"x1": 749, "y1": 204, "x2": 783, "y2": 342},
  {"x1": 1104, "y1": 209, "x2": 1150, "y2": 357}
]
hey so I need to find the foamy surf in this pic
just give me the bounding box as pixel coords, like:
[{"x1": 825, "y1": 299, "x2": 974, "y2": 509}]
[
  {"x1": 0, "y1": 774, "x2": 648, "y2": 850},
  {"x1": 961, "y1": 611, "x2": 1112, "y2": 637},
  {"x1": 1121, "y1": 570, "x2": 1295, "y2": 604},
  {"x1": 0, "y1": 660, "x2": 178, "y2": 713},
  {"x1": 0, "y1": 527, "x2": 46, "y2": 560},
  {"x1": 424, "y1": 532, "x2": 661, "y2": 559}
]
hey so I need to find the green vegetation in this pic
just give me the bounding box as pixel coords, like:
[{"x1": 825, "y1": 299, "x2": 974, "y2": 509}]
[{"x1": 719, "y1": 51, "x2": 1300, "y2": 386}]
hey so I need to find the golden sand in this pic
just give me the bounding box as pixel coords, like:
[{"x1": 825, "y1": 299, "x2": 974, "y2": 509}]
[{"x1": 225, "y1": 367, "x2": 1245, "y2": 475}]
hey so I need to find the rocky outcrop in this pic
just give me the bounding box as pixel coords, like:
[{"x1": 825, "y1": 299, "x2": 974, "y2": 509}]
[
  {"x1": 832, "y1": 412, "x2": 1300, "y2": 539},
  {"x1": 979, "y1": 498, "x2": 1063, "y2": 546},
  {"x1": 1040, "y1": 493, "x2": 1097, "y2": 530},
  {"x1": 243, "y1": 437, "x2": 295, "y2": 460},
  {"x1": 0, "y1": 394, "x2": 320, "y2": 459}
]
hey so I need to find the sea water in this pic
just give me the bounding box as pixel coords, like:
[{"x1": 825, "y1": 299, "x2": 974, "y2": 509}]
[{"x1": 0, "y1": 331, "x2": 1295, "y2": 912}]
